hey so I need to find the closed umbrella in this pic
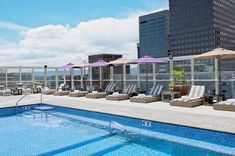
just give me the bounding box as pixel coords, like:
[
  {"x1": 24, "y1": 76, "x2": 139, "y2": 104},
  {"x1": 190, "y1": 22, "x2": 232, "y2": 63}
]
[
  {"x1": 90, "y1": 60, "x2": 108, "y2": 89},
  {"x1": 193, "y1": 48, "x2": 235, "y2": 97},
  {"x1": 129, "y1": 55, "x2": 167, "y2": 92}
]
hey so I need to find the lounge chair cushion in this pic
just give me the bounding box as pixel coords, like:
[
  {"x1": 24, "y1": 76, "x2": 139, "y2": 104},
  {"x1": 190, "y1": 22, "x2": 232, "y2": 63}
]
[
  {"x1": 69, "y1": 91, "x2": 88, "y2": 97},
  {"x1": 130, "y1": 95, "x2": 161, "y2": 103},
  {"x1": 106, "y1": 94, "x2": 129, "y2": 101},
  {"x1": 53, "y1": 91, "x2": 70, "y2": 96},
  {"x1": 86, "y1": 92, "x2": 107, "y2": 99},
  {"x1": 170, "y1": 98, "x2": 203, "y2": 107}
]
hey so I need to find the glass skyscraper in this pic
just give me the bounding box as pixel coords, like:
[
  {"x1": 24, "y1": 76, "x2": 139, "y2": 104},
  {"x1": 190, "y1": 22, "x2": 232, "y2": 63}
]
[
  {"x1": 138, "y1": 10, "x2": 169, "y2": 58},
  {"x1": 169, "y1": 0, "x2": 235, "y2": 57}
]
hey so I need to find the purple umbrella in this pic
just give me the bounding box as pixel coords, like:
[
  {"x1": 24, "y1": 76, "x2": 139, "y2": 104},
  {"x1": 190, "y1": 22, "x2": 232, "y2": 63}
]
[
  {"x1": 59, "y1": 63, "x2": 74, "y2": 69},
  {"x1": 129, "y1": 55, "x2": 167, "y2": 92},
  {"x1": 129, "y1": 55, "x2": 167, "y2": 64},
  {"x1": 89, "y1": 60, "x2": 108, "y2": 89},
  {"x1": 89, "y1": 60, "x2": 108, "y2": 67}
]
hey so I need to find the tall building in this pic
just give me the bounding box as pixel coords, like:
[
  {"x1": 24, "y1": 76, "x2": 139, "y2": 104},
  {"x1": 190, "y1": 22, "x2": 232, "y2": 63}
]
[
  {"x1": 88, "y1": 54, "x2": 130, "y2": 80},
  {"x1": 169, "y1": 0, "x2": 235, "y2": 57},
  {"x1": 139, "y1": 10, "x2": 169, "y2": 58}
]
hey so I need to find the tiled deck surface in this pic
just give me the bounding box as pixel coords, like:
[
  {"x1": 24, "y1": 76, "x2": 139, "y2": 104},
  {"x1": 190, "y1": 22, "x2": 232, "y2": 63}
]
[{"x1": 0, "y1": 94, "x2": 234, "y2": 134}]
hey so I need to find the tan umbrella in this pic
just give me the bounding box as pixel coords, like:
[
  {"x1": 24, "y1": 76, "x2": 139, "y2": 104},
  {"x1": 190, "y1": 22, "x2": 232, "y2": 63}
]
[
  {"x1": 73, "y1": 61, "x2": 90, "y2": 68},
  {"x1": 108, "y1": 58, "x2": 129, "y2": 65},
  {"x1": 193, "y1": 48, "x2": 235, "y2": 60},
  {"x1": 108, "y1": 58, "x2": 129, "y2": 90},
  {"x1": 193, "y1": 48, "x2": 235, "y2": 96}
]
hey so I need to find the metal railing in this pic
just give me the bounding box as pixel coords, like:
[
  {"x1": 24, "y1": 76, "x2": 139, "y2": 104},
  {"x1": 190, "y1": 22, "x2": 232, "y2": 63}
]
[
  {"x1": 15, "y1": 93, "x2": 28, "y2": 114},
  {"x1": 109, "y1": 121, "x2": 127, "y2": 138}
]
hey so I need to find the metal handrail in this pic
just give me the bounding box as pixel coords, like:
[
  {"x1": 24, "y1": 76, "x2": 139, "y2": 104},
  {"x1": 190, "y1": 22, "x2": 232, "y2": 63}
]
[
  {"x1": 109, "y1": 121, "x2": 127, "y2": 138},
  {"x1": 15, "y1": 93, "x2": 28, "y2": 114}
]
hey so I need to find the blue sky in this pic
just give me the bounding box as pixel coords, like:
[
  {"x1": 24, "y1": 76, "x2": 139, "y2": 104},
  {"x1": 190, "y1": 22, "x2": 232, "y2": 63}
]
[
  {"x1": 0, "y1": 0, "x2": 168, "y2": 65},
  {"x1": 0, "y1": 0, "x2": 168, "y2": 40}
]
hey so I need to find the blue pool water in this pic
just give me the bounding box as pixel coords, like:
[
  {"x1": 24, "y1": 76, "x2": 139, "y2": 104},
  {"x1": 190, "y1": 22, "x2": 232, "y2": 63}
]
[{"x1": 0, "y1": 104, "x2": 234, "y2": 156}]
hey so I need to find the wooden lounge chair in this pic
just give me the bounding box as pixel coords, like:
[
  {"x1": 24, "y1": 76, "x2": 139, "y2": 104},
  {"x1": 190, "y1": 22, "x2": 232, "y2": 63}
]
[
  {"x1": 53, "y1": 84, "x2": 70, "y2": 96},
  {"x1": 213, "y1": 91, "x2": 235, "y2": 112},
  {"x1": 130, "y1": 84, "x2": 164, "y2": 103},
  {"x1": 86, "y1": 82, "x2": 115, "y2": 99},
  {"x1": 0, "y1": 85, "x2": 12, "y2": 96},
  {"x1": 170, "y1": 85, "x2": 205, "y2": 107},
  {"x1": 12, "y1": 83, "x2": 24, "y2": 95},
  {"x1": 106, "y1": 84, "x2": 137, "y2": 101},
  {"x1": 69, "y1": 90, "x2": 88, "y2": 97}
]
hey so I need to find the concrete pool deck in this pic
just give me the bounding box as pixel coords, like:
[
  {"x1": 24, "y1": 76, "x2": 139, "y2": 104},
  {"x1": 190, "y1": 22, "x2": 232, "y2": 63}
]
[{"x1": 0, "y1": 94, "x2": 234, "y2": 134}]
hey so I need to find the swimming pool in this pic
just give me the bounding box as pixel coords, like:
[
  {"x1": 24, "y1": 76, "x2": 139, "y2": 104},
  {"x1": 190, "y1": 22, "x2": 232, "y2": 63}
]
[{"x1": 0, "y1": 104, "x2": 234, "y2": 156}]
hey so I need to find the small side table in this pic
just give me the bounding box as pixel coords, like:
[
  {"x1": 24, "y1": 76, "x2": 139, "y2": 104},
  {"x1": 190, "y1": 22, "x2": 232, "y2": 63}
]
[
  {"x1": 203, "y1": 94, "x2": 225, "y2": 105},
  {"x1": 203, "y1": 94, "x2": 214, "y2": 105},
  {"x1": 162, "y1": 91, "x2": 181, "y2": 102}
]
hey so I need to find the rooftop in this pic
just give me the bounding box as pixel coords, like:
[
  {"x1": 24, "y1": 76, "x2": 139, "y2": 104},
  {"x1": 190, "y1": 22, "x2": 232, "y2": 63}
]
[{"x1": 1, "y1": 94, "x2": 234, "y2": 134}]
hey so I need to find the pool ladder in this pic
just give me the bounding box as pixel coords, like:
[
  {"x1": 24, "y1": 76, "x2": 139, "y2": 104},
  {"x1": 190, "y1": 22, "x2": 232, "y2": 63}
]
[
  {"x1": 16, "y1": 93, "x2": 29, "y2": 114},
  {"x1": 15, "y1": 82, "x2": 46, "y2": 114},
  {"x1": 109, "y1": 121, "x2": 128, "y2": 138}
]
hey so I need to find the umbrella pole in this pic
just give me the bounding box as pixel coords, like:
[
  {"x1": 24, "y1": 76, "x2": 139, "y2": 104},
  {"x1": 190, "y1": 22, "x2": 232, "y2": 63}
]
[
  {"x1": 146, "y1": 63, "x2": 148, "y2": 93},
  {"x1": 99, "y1": 67, "x2": 102, "y2": 90},
  {"x1": 215, "y1": 59, "x2": 219, "y2": 96},
  {"x1": 219, "y1": 59, "x2": 222, "y2": 100},
  {"x1": 89, "y1": 66, "x2": 92, "y2": 87},
  {"x1": 123, "y1": 64, "x2": 127, "y2": 91},
  {"x1": 81, "y1": 68, "x2": 83, "y2": 89},
  {"x1": 71, "y1": 68, "x2": 74, "y2": 90},
  {"x1": 63, "y1": 69, "x2": 66, "y2": 85}
]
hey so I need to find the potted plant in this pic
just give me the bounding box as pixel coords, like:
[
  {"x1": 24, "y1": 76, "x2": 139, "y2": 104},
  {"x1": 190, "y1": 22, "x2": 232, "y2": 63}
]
[{"x1": 169, "y1": 69, "x2": 189, "y2": 95}]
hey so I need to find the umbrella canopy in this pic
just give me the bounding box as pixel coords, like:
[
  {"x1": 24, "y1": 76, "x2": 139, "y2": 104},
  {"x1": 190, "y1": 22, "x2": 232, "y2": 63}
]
[
  {"x1": 59, "y1": 63, "x2": 74, "y2": 69},
  {"x1": 73, "y1": 61, "x2": 90, "y2": 68},
  {"x1": 129, "y1": 55, "x2": 167, "y2": 64},
  {"x1": 193, "y1": 48, "x2": 235, "y2": 60},
  {"x1": 108, "y1": 58, "x2": 129, "y2": 90},
  {"x1": 108, "y1": 58, "x2": 129, "y2": 65},
  {"x1": 129, "y1": 55, "x2": 167, "y2": 92},
  {"x1": 193, "y1": 48, "x2": 235, "y2": 97},
  {"x1": 90, "y1": 60, "x2": 108, "y2": 67}
]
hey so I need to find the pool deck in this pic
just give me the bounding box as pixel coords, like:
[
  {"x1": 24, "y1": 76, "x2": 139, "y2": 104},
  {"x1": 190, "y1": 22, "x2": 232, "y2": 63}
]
[{"x1": 0, "y1": 94, "x2": 235, "y2": 134}]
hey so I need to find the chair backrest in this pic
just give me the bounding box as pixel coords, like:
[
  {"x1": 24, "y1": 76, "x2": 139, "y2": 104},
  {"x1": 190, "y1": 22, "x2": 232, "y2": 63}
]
[
  {"x1": 58, "y1": 83, "x2": 65, "y2": 91},
  {"x1": 124, "y1": 84, "x2": 137, "y2": 94},
  {"x1": 86, "y1": 85, "x2": 95, "y2": 92},
  {"x1": 189, "y1": 85, "x2": 205, "y2": 99},
  {"x1": 149, "y1": 84, "x2": 164, "y2": 96},
  {"x1": 104, "y1": 82, "x2": 115, "y2": 93}
]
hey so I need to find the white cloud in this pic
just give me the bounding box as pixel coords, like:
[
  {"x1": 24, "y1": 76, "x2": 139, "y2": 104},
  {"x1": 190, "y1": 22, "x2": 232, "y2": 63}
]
[
  {"x1": 0, "y1": 8, "x2": 166, "y2": 66},
  {"x1": 0, "y1": 20, "x2": 29, "y2": 31}
]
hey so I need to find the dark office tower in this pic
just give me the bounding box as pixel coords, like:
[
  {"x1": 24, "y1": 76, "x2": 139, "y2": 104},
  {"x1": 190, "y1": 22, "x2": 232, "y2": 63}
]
[
  {"x1": 169, "y1": 0, "x2": 235, "y2": 56},
  {"x1": 139, "y1": 10, "x2": 169, "y2": 58}
]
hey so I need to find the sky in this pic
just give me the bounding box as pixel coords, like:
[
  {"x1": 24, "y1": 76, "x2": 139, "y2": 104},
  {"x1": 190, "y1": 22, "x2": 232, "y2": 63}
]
[{"x1": 0, "y1": 0, "x2": 168, "y2": 66}]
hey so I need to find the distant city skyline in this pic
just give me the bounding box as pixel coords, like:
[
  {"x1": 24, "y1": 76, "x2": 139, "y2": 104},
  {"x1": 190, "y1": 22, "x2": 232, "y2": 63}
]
[{"x1": 0, "y1": 0, "x2": 168, "y2": 66}]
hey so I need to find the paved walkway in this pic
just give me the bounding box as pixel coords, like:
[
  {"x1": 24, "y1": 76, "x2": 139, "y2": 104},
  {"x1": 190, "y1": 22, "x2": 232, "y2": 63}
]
[{"x1": 0, "y1": 94, "x2": 234, "y2": 134}]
